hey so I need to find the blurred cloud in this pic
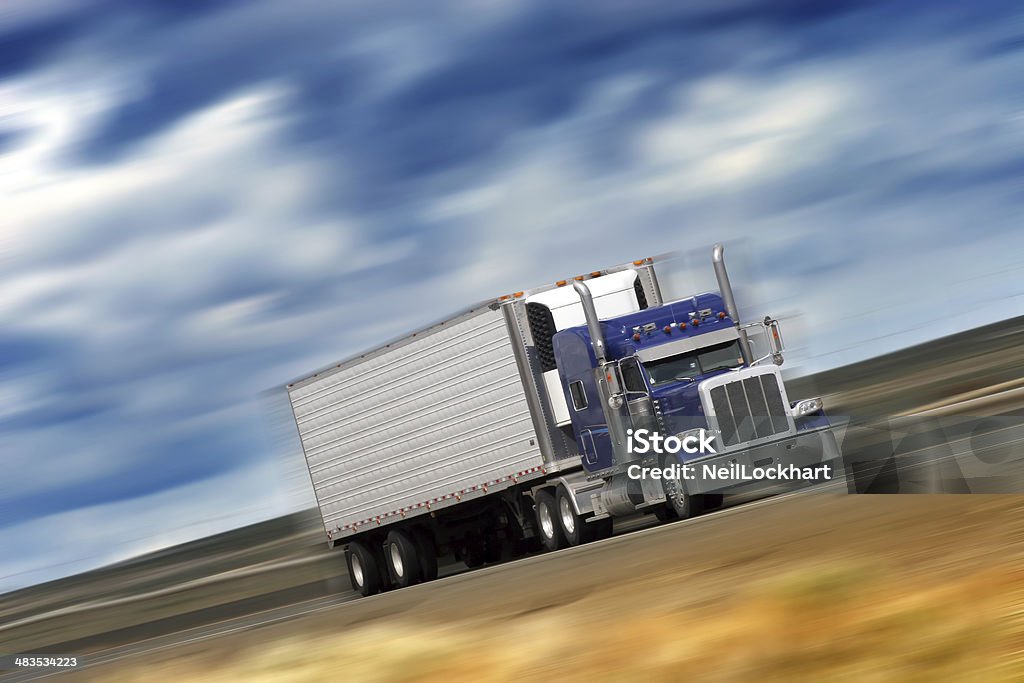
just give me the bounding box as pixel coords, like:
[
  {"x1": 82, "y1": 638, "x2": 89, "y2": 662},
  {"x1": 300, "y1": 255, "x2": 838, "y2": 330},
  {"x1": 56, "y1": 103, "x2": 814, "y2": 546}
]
[{"x1": 1, "y1": 0, "x2": 1022, "y2": 591}]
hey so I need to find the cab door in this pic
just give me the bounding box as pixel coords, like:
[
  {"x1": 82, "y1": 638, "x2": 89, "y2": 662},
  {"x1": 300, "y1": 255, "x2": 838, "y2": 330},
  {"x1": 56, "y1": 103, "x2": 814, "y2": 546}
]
[{"x1": 618, "y1": 356, "x2": 656, "y2": 432}]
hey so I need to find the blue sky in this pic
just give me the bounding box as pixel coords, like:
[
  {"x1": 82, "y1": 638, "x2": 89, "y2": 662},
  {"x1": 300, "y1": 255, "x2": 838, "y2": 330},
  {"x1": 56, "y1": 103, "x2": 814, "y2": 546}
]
[{"x1": 1, "y1": 0, "x2": 1021, "y2": 592}]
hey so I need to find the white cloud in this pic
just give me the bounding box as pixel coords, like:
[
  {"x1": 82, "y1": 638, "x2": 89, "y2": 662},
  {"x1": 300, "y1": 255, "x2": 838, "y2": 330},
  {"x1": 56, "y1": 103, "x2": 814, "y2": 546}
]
[
  {"x1": 2, "y1": 78, "x2": 372, "y2": 340},
  {"x1": 417, "y1": 40, "x2": 1024, "y2": 375},
  {"x1": 1, "y1": 0, "x2": 1021, "y2": 592},
  {"x1": 632, "y1": 70, "x2": 852, "y2": 198}
]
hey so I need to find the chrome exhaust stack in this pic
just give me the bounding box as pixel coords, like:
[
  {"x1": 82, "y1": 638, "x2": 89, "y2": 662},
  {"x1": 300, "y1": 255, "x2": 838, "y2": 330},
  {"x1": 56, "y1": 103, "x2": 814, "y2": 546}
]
[
  {"x1": 712, "y1": 243, "x2": 753, "y2": 363},
  {"x1": 573, "y1": 280, "x2": 633, "y2": 468},
  {"x1": 573, "y1": 280, "x2": 608, "y2": 364}
]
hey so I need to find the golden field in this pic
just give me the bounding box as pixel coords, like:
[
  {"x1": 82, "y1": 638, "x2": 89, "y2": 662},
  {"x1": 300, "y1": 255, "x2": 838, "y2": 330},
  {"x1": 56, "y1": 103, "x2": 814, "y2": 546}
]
[{"x1": 92, "y1": 495, "x2": 1024, "y2": 682}]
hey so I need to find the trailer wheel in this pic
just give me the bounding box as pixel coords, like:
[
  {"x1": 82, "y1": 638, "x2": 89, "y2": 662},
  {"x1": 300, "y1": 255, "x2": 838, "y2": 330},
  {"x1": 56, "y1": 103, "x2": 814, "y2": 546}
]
[
  {"x1": 535, "y1": 489, "x2": 566, "y2": 551},
  {"x1": 346, "y1": 540, "x2": 382, "y2": 597},
  {"x1": 411, "y1": 528, "x2": 438, "y2": 582},
  {"x1": 384, "y1": 530, "x2": 421, "y2": 588},
  {"x1": 483, "y1": 535, "x2": 504, "y2": 564},
  {"x1": 462, "y1": 537, "x2": 486, "y2": 568}
]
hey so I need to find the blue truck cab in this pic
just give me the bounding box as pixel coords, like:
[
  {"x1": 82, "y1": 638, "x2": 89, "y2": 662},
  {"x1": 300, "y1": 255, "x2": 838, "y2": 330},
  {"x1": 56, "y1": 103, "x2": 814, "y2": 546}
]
[{"x1": 548, "y1": 246, "x2": 840, "y2": 519}]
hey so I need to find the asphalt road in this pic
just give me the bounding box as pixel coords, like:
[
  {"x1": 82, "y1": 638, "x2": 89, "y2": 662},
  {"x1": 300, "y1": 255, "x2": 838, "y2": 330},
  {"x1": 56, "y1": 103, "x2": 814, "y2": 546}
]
[
  {"x1": 0, "y1": 508, "x2": 677, "y2": 682},
  {"x1": 0, "y1": 487, "x2": 815, "y2": 682}
]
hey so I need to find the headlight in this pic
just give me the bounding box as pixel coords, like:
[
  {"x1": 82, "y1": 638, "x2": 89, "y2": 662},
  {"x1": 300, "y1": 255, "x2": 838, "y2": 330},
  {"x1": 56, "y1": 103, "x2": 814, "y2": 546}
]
[{"x1": 794, "y1": 397, "x2": 823, "y2": 416}]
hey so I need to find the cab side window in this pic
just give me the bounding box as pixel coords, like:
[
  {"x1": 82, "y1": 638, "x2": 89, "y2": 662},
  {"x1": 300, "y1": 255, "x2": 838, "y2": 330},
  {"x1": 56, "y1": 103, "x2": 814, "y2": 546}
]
[
  {"x1": 620, "y1": 357, "x2": 647, "y2": 394},
  {"x1": 569, "y1": 380, "x2": 588, "y2": 410}
]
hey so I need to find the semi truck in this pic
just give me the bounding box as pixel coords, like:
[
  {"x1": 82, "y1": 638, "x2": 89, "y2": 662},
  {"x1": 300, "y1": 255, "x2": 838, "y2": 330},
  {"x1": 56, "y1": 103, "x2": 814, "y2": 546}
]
[{"x1": 285, "y1": 244, "x2": 841, "y2": 596}]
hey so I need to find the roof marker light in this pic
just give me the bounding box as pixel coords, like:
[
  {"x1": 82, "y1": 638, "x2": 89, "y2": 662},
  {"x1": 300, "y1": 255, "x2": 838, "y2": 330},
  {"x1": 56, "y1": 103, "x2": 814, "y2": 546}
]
[
  {"x1": 556, "y1": 280, "x2": 567, "y2": 287},
  {"x1": 633, "y1": 259, "x2": 645, "y2": 266},
  {"x1": 513, "y1": 291, "x2": 524, "y2": 298}
]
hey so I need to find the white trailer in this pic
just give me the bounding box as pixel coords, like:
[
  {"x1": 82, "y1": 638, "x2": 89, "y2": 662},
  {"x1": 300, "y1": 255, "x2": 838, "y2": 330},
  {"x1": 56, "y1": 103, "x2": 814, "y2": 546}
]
[{"x1": 286, "y1": 259, "x2": 663, "y2": 595}]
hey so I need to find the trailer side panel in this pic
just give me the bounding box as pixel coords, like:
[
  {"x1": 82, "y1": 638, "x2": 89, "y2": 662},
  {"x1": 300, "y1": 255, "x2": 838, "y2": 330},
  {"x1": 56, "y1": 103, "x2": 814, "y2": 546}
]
[{"x1": 288, "y1": 306, "x2": 545, "y2": 539}]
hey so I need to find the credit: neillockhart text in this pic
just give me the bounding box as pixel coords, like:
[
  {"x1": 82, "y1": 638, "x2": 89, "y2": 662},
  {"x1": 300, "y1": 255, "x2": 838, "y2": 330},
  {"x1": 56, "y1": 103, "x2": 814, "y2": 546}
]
[{"x1": 627, "y1": 462, "x2": 833, "y2": 482}]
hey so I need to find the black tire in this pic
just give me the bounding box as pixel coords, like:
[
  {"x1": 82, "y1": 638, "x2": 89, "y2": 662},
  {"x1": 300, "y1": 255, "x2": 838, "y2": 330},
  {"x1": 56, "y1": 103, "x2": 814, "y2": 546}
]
[
  {"x1": 507, "y1": 537, "x2": 532, "y2": 558},
  {"x1": 700, "y1": 493, "x2": 724, "y2": 511},
  {"x1": 555, "y1": 486, "x2": 586, "y2": 546},
  {"x1": 462, "y1": 537, "x2": 486, "y2": 568},
  {"x1": 661, "y1": 457, "x2": 695, "y2": 519},
  {"x1": 383, "y1": 530, "x2": 421, "y2": 588},
  {"x1": 588, "y1": 515, "x2": 614, "y2": 541},
  {"x1": 346, "y1": 540, "x2": 382, "y2": 597},
  {"x1": 483, "y1": 535, "x2": 504, "y2": 564},
  {"x1": 376, "y1": 544, "x2": 396, "y2": 592},
  {"x1": 411, "y1": 528, "x2": 438, "y2": 582},
  {"x1": 653, "y1": 506, "x2": 677, "y2": 522},
  {"x1": 519, "y1": 495, "x2": 543, "y2": 553},
  {"x1": 534, "y1": 489, "x2": 566, "y2": 551}
]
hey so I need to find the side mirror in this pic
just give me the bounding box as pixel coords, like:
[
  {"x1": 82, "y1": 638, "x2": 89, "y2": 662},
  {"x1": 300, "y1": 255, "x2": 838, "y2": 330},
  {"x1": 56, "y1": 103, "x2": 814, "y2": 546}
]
[
  {"x1": 745, "y1": 316, "x2": 785, "y2": 366},
  {"x1": 764, "y1": 316, "x2": 784, "y2": 365}
]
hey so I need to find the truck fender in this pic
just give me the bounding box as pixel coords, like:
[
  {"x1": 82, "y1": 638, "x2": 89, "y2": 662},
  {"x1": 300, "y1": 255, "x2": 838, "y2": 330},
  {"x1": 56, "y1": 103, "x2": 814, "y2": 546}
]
[{"x1": 534, "y1": 473, "x2": 603, "y2": 517}]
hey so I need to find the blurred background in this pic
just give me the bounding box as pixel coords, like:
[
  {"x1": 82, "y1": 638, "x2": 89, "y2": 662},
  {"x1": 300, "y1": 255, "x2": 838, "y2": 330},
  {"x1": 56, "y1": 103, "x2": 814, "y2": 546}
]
[{"x1": 1, "y1": 2, "x2": 1023, "y2": 674}]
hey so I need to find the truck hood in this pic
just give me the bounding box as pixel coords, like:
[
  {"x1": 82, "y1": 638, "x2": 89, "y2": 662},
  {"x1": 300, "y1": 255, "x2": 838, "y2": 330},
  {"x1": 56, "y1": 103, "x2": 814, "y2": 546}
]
[{"x1": 648, "y1": 367, "x2": 738, "y2": 433}]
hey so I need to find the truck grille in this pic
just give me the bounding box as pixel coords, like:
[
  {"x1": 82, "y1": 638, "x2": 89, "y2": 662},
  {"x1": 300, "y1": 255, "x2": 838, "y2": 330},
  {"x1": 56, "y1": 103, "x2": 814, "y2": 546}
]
[{"x1": 709, "y1": 374, "x2": 790, "y2": 447}]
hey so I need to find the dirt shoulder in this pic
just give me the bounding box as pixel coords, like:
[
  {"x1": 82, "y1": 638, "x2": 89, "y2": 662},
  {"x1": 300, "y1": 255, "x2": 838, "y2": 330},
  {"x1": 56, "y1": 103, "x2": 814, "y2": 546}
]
[{"x1": 73, "y1": 493, "x2": 1024, "y2": 682}]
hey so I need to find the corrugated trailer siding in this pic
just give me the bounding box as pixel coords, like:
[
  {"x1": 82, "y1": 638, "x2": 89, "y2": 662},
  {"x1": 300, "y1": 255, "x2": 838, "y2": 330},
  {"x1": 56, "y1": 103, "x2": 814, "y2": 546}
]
[{"x1": 288, "y1": 307, "x2": 544, "y2": 534}]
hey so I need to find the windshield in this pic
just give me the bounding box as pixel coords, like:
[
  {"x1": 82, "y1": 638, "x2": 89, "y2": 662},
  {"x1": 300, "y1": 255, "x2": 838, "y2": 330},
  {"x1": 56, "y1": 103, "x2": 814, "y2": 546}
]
[{"x1": 643, "y1": 340, "x2": 744, "y2": 386}]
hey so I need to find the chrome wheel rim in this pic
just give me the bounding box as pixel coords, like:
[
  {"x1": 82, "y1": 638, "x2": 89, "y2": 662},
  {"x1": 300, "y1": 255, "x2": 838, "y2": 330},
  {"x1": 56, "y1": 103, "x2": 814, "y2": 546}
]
[
  {"x1": 559, "y1": 496, "x2": 575, "y2": 535},
  {"x1": 390, "y1": 542, "x2": 404, "y2": 577},
  {"x1": 539, "y1": 501, "x2": 555, "y2": 539},
  {"x1": 664, "y1": 477, "x2": 687, "y2": 513},
  {"x1": 351, "y1": 553, "x2": 364, "y2": 586}
]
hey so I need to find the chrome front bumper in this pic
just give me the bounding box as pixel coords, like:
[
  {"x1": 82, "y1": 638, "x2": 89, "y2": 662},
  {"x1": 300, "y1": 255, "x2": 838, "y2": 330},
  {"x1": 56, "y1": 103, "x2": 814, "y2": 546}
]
[{"x1": 679, "y1": 427, "x2": 842, "y2": 495}]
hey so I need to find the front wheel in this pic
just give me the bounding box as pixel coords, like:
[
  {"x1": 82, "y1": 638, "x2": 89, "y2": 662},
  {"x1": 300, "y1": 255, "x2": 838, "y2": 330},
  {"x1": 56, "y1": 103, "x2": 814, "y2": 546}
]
[{"x1": 661, "y1": 457, "x2": 695, "y2": 520}]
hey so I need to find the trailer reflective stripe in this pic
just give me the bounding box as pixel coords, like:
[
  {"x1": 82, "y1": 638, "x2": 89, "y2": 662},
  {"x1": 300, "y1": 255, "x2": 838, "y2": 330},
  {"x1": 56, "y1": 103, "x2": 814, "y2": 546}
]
[{"x1": 330, "y1": 465, "x2": 549, "y2": 538}]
